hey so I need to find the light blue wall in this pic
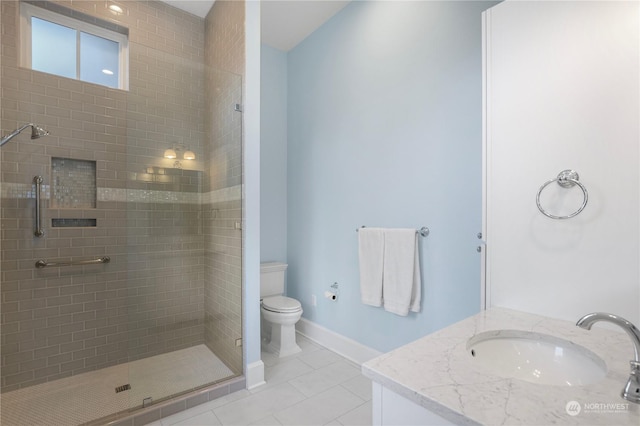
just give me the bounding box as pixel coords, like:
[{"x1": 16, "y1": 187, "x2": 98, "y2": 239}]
[
  {"x1": 260, "y1": 45, "x2": 288, "y2": 264},
  {"x1": 286, "y1": 0, "x2": 497, "y2": 353}
]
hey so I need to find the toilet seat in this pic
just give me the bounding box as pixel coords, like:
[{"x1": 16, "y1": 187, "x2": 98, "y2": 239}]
[{"x1": 262, "y1": 295, "x2": 302, "y2": 313}]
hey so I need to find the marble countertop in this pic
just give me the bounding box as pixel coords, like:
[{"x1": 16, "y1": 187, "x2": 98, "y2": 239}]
[{"x1": 362, "y1": 308, "x2": 640, "y2": 425}]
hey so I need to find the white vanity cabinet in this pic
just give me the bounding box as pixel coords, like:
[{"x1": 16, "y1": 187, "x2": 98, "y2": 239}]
[{"x1": 371, "y1": 383, "x2": 455, "y2": 426}]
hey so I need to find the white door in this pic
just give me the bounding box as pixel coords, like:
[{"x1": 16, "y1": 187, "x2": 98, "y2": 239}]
[{"x1": 483, "y1": 0, "x2": 640, "y2": 324}]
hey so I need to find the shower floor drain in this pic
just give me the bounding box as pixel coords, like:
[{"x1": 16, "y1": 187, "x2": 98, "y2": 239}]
[{"x1": 115, "y1": 384, "x2": 131, "y2": 393}]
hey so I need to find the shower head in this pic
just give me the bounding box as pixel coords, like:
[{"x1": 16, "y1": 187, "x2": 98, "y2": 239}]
[
  {"x1": 30, "y1": 124, "x2": 49, "y2": 140},
  {"x1": 0, "y1": 123, "x2": 50, "y2": 147}
]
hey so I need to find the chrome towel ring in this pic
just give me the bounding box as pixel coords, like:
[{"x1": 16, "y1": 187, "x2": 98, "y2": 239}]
[{"x1": 536, "y1": 169, "x2": 588, "y2": 219}]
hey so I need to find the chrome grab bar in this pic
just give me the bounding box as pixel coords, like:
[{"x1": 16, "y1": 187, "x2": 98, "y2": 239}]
[
  {"x1": 35, "y1": 256, "x2": 110, "y2": 269},
  {"x1": 34, "y1": 175, "x2": 44, "y2": 237}
]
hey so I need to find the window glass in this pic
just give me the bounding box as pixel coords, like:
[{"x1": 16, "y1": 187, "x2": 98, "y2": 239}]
[
  {"x1": 22, "y1": 3, "x2": 128, "y2": 90},
  {"x1": 80, "y1": 32, "x2": 119, "y2": 89},
  {"x1": 31, "y1": 17, "x2": 76, "y2": 79}
]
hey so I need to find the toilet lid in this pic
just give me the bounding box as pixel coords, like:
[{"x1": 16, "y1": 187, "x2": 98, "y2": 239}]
[{"x1": 262, "y1": 296, "x2": 302, "y2": 313}]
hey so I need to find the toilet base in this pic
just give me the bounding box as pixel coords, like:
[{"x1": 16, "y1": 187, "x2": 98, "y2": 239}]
[{"x1": 264, "y1": 322, "x2": 301, "y2": 358}]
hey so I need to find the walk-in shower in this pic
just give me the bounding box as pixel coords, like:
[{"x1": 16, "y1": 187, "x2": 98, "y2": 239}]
[
  {"x1": 1, "y1": 1, "x2": 245, "y2": 424},
  {"x1": 0, "y1": 123, "x2": 49, "y2": 147}
]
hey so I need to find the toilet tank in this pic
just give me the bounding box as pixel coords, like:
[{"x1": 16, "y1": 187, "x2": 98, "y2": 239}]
[{"x1": 260, "y1": 262, "x2": 288, "y2": 298}]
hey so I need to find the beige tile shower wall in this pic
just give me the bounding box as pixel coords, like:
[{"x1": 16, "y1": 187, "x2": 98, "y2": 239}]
[
  {"x1": 203, "y1": 1, "x2": 245, "y2": 374},
  {"x1": 1, "y1": 0, "x2": 207, "y2": 391},
  {"x1": 204, "y1": 0, "x2": 245, "y2": 77}
]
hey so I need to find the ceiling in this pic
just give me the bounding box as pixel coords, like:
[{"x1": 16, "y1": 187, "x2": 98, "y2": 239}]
[
  {"x1": 260, "y1": 1, "x2": 350, "y2": 51},
  {"x1": 160, "y1": 0, "x2": 350, "y2": 51},
  {"x1": 161, "y1": 0, "x2": 214, "y2": 18}
]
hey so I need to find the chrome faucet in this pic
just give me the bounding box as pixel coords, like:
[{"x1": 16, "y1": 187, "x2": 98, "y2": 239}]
[{"x1": 577, "y1": 312, "x2": 640, "y2": 403}]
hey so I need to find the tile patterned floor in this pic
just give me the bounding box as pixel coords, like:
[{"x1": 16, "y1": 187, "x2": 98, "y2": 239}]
[{"x1": 149, "y1": 335, "x2": 373, "y2": 426}]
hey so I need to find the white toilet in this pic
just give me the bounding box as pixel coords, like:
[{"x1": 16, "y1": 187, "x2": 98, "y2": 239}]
[{"x1": 260, "y1": 262, "x2": 303, "y2": 357}]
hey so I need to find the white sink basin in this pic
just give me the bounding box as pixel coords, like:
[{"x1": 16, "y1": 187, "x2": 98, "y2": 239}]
[{"x1": 467, "y1": 330, "x2": 607, "y2": 386}]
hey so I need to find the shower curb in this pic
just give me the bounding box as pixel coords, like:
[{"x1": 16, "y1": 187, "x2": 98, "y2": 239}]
[{"x1": 91, "y1": 375, "x2": 245, "y2": 426}]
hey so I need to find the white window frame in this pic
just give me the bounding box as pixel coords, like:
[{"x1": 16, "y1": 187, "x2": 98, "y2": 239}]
[{"x1": 20, "y1": 2, "x2": 129, "y2": 90}]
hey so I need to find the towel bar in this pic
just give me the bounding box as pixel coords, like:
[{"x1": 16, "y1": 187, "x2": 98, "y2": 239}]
[{"x1": 356, "y1": 226, "x2": 429, "y2": 237}]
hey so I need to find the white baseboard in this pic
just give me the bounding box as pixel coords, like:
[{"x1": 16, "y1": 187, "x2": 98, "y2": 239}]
[
  {"x1": 296, "y1": 318, "x2": 382, "y2": 365},
  {"x1": 245, "y1": 360, "x2": 266, "y2": 390}
]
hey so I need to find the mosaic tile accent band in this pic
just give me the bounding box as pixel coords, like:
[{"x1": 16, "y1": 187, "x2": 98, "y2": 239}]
[
  {"x1": 51, "y1": 218, "x2": 97, "y2": 227},
  {"x1": 0, "y1": 183, "x2": 241, "y2": 204}
]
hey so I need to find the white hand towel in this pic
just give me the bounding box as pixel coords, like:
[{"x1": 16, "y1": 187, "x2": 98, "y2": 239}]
[
  {"x1": 382, "y1": 229, "x2": 421, "y2": 316},
  {"x1": 358, "y1": 228, "x2": 385, "y2": 307}
]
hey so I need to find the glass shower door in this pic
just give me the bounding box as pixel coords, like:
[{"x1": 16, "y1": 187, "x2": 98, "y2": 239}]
[
  {"x1": 122, "y1": 56, "x2": 244, "y2": 409},
  {"x1": 0, "y1": 0, "x2": 244, "y2": 424}
]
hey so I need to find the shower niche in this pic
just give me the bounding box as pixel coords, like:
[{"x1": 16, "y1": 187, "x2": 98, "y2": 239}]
[{"x1": 50, "y1": 157, "x2": 98, "y2": 228}]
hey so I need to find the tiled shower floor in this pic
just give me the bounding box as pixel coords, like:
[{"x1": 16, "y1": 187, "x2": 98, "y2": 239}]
[{"x1": 1, "y1": 345, "x2": 234, "y2": 426}]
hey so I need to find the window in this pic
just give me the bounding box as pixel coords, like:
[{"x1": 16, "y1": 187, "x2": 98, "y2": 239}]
[{"x1": 20, "y1": 3, "x2": 128, "y2": 90}]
